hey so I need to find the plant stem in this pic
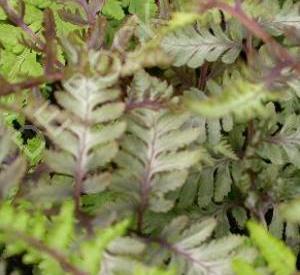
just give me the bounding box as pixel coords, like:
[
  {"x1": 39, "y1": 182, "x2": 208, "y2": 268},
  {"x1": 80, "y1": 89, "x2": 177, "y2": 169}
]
[{"x1": 199, "y1": 0, "x2": 300, "y2": 74}]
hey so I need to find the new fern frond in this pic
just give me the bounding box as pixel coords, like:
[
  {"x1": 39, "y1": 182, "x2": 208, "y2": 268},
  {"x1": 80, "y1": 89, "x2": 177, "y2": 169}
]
[
  {"x1": 233, "y1": 221, "x2": 297, "y2": 275},
  {"x1": 184, "y1": 86, "x2": 234, "y2": 144},
  {"x1": 184, "y1": 70, "x2": 277, "y2": 119}
]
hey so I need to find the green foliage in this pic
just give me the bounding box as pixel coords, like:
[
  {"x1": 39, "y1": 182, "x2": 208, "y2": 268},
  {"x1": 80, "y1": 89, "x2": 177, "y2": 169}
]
[
  {"x1": 0, "y1": 0, "x2": 299, "y2": 274},
  {"x1": 0, "y1": 200, "x2": 132, "y2": 275},
  {"x1": 232, "y1": 259, "x2": 259, "y2": 275},
  {"x1": 0, "y1": 0, "x2": 81, "y2": 82},
  {"x1": 126, "y1": 0, "x2": 158, "y2": 21},
  {"x1": 102, "y1": 0, "x2": 125, "y2": 20},
  {"x1": 184, "y1": 70, "x2": 277, "y2": 120},
  {"x1": 233, "y1": 221, "x2": 297, "y2": 275},
  {"x1": 103, "y1": 0, "x2": 157, "y2": 21}
]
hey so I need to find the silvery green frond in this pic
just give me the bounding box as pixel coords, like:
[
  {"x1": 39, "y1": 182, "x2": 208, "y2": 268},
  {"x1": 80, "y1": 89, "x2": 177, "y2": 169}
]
[
  {"x1": 28, "y1": 51, "x2": 125, "y2": 198},
  {"x1": 0, "y1": 119, "x2": 26, "y2": 198},
  {"x1": 112, "y1": 71, "x2": 202, "y2": 226},
  {"x1": 152, "y1": 217, "x2": 248, "y2": 275},
  {"x1": 161, "y1": 24, "x2": 242, "y2": 68},
  {"x1": 214, "y1": 163, "x2": 232, "y2": 202},
  {"x1": 99, "y1": 236, "x2": 173, "y2": 275},
  {"x1": 259, "y1": 0, "x2": 300, "y2": 35}
]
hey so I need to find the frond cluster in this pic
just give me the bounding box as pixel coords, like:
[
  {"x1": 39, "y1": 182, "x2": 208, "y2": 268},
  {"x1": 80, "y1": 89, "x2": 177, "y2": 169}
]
[{"x1": 0, "y1": 0, "x2": 299, "y2": 274}]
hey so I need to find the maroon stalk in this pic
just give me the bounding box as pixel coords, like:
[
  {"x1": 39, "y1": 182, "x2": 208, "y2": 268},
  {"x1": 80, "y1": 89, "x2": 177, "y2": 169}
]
[
  {"x1": 0, "y1": 73, "x2": 64, "y2": 96},
  {"x1": 0, "y1": 0, "x2": 44, "y2": 49},
  {"x1": 199, "y1": 0, "x2": 300, "y2": 74}
]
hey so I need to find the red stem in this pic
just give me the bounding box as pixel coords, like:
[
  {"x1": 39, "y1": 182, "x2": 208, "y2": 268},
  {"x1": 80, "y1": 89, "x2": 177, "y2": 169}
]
[{"x1": 0, "y1": 72, "x2": 64, "y2": 96}]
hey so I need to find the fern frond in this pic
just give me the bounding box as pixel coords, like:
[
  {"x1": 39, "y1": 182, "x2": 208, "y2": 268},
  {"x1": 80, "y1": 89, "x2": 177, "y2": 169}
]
[
  {"x1": 0, "y1": 200, "x2": 131, "y2": 275},
  {"x1": 0, "y1": 0, "x2": 82, "y2": 82},
  {"x1": 240, "y1": 0, "x2": 300, "y2": 35},
  {"x1": 102, "y1": 0, "x2": 125, "y2": 20},
  {"x1": 103, "y1": 0, "x2": 157, "y2": 21},
  {"x1": 265, "y1": 0, "x2": 300, "y2": 34},
  {"x1": 213, "y1": 139, "x2": 238, "y2": 161},
  {"x1": 161, "y1": 24, "x2": 242, "y2": 68},
  {"x1": 111, "y1": 71, "x2": 202, "y2": 230},
  {"x1": 184, "y1": 71, "x2": 277, "y2": 119},
  {"x1": 26, "y1": 50, "x2": 125, "y2": 206},
  {"x1": 152, "y1": 217, "x2": 251, "y2": 275},
  {"x1": 247, "y1": 221, "x2": 296, "y2": 275}
]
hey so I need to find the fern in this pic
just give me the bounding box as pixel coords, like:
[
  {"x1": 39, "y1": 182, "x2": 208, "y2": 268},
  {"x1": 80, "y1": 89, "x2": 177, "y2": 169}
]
[
  {"x1": 26, "y1": 49, "x2": 126, "y2": 209},
  {"x1": 13, "y1": 133, "x2": 45, "y2": 166},
  {"x1": 161, "y1": 23, "x2": 243, "y2": 68},
  {"x1": 0, "y1": 0, "x2": 299, "y2": 274},
  {"x1": 184, "y1": 85, "x2": 234, "y2": 144},
  {"x1": 103, "y1": 0, "x2": 157, "y2": 21},
  {"x1": 111, "y1": 70, "x2": 202, "y2": 230},
  {"x1": 184, "y1": 70, "x2": 277, "y2": 119},
  {"x1": 102, "y1": 0, "x2": 125, "y2": 20},
  {"x1": 149, "y1": 217, "x2": 254, "y2": 275},
  {"x1": 238, "y1": 0, "x2": 300, "y2": 35},
  {"x1": 0, "y1": 0, "x2": 81, "y2": 82},
  {"x1": 233, "y1": 221, "x2": 297, "y2": 275},
  {"x1": 126, "y1": 0, "x2": 158, "y2": 21},
  {"x1": 265, "y1": 0, "x2": 300, "y2": 34},
  {"x1": 0, "y1": 200, "x2": 132, "y2": 275},
  {"x1": 232, "y1": 259, "x2": 260, "y2": 275},
  {"x1": 0, "y1": 25, "x2": 43, "y2": 82}
]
